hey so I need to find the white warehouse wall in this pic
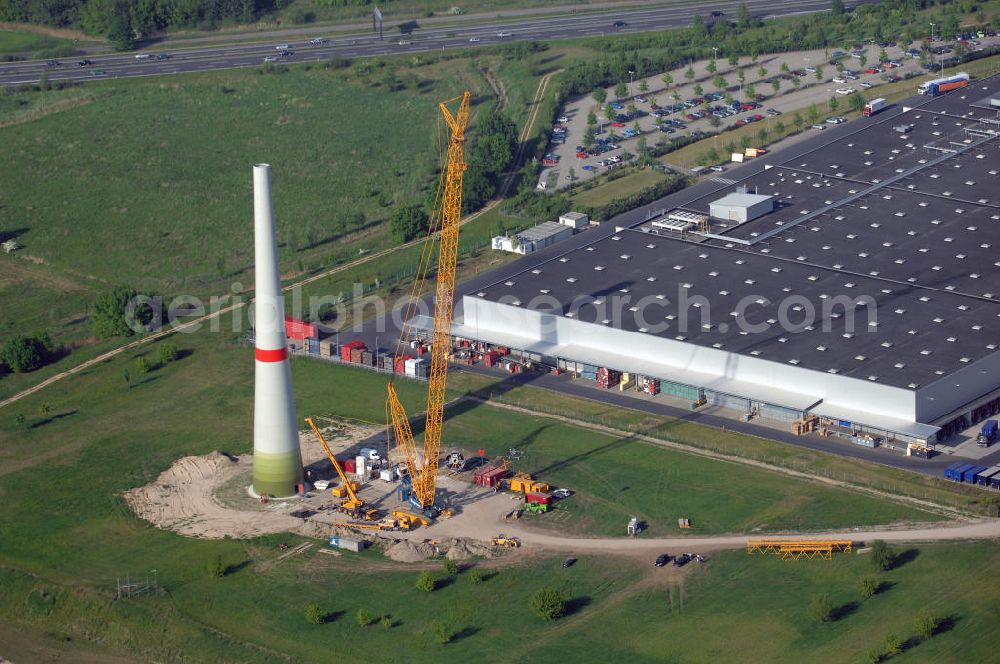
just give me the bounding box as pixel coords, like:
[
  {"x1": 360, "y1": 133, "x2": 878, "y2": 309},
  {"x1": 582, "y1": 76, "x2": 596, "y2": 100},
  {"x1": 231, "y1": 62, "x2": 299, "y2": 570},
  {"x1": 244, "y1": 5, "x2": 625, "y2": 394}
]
[{"x1": 462, "y1": 296, "x2": 919, "y2": 422}]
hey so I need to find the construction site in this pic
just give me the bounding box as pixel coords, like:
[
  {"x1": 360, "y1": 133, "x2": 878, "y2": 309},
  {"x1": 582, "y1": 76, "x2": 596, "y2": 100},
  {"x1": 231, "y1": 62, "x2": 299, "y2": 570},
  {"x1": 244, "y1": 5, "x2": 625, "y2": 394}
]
[{"x1": 122, "y1": 77, "x2": 1000, "y2": 564}]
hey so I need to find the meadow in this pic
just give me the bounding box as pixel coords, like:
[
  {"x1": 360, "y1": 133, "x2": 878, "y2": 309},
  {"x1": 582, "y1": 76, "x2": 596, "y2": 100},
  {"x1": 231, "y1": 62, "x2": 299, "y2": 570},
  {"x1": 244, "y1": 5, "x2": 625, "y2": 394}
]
[{"x1": 0, "y1": 271, "x2": 988, "y2": 663}]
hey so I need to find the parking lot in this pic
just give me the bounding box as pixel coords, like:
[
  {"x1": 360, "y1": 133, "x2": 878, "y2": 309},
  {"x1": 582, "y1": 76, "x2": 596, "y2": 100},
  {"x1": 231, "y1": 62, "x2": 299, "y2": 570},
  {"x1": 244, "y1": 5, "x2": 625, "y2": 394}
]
[{"x1": 540, "y1": 32, "x2": 1000, "y2": 190}]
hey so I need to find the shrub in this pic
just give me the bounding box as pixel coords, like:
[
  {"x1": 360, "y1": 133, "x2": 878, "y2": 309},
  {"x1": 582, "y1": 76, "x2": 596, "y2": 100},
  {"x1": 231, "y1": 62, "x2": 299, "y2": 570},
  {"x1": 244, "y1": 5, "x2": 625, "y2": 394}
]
[
  {"x1": 866, "y1": 648, "x2": 884, "y2": 663},
  {"x1": 416, "y1": 571, "x2": 436, "y2": 592},
  {"x1": 158, "y1": 344, "x2": 179, "y2": 365},
  {"x1": 870, "y1": 540, "x2": 895, "y2": 571},
  {"x1": 380, "y1": 615, "x2": 392, "y2": 629},
  {"x1": 304, "y1": 603, "x2": 323, "y2": 625},
  {"x1": 443, "y1": 560, "x2": 460, "y2": 576},
  {"x1": 135, "y1": 357, "x2": 151, "y2": 374},
  {"x1": 389, "y1": 204, "x2": 430, "y2": 243},
  {"x1": 207, "y1": 555, "x2": 224, "y2": 578},
  {"x1": 92, "y1": 286, "x2": 156, "y2": 338},
  {"x1": 809, "y1": 594, "x2": 833, "y2": 623},
  {"x1": 885, "y1": 633, "x2": 903, "y2": 656},
  {"x1": 356, "y1": 608, "x2": 372, "y2": 627},
  {"x1": 1, "y1": 332, "x2": 54, "y2": 373},
  {"x1": 529, "y1": 587, "x2": 567, "y2": 621},
  {"x1": 915, "y1": 610, "x2": 940, "y2": 640},
  {"x1": 468, "y1": 569, "x2": 484, "y2": 584},
  {"x1": 860, "y1": 576, "x2": 878, "y2": 599},
  {"x1": 433, "y1": 620, "x2": 453, "y2": 644}
]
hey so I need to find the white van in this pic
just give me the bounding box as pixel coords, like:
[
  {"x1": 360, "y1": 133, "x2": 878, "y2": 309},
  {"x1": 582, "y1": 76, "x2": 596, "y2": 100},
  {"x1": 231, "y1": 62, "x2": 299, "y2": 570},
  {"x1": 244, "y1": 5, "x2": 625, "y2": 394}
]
[
  {"x1": 135, "y1": 53, "x2": 150, "y2": 60},
  {"x1": 275, "y1": 43, "x2": 290, "y2": 50}
]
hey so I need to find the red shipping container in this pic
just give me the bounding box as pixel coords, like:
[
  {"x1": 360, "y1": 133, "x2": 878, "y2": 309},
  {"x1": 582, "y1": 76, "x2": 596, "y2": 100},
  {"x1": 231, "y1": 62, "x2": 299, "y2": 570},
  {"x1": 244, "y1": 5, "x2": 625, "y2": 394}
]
[
  {"x1": 340, "y1": 340, "x2": 365, "y2": 361},
  {"x1": 284, "y1": 316, "x2": 318, "y2": 340},
  {"x1": 394, "y1": 354, "x2": 414, "y2": 375},
  {"x1": 341, "y1": 458, "x2": 356, "y2": 474},
  {"x1": 526, "y1": 491, "x2": 552, "y2": 505}
]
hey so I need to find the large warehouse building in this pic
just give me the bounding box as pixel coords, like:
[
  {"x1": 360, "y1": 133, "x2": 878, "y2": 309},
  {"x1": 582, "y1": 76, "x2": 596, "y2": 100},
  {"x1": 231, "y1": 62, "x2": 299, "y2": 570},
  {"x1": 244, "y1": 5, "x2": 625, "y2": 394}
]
[{"x1": 440, "y1": 75, "x2": 1000, "y2": 445}]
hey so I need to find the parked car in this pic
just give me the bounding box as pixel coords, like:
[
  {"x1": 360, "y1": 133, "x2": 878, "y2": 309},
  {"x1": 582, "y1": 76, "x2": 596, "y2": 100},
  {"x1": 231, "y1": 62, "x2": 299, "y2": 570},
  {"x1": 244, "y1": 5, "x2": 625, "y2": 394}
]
[
  {"x1": 673, "y1": 553, "x2": 692, "y2": 567},
  {"x1": 654, "y1": 553, "x2": 671, "y2": 567},
  {"x1": 557, "y1": 115, "x2": 569, "y2": 123},
  {"x1": 552, "y1": 488, "x2": 572, "y2": 499},
  {"x1": 859, "y1": 81, "x2": 873, "y2": 89},
  {"x1": 563, "y1": 557, "x2": 577, "y2": 568},
  {"x1": 811, "y1": 123, "x2": 826, "y2": 130},
  {"x1": 709, "y1": 165, "x2": 725, "y2": 172},
  {"x1": 835, "y1": 88, "x2": 854, "y2": 95},
  {"x1": 766, "y1": 108, "x2": 781, "y2": 116},
  {"x1": 832, "y1": 76, "x2": 846, "y2": 83},
  {"x1": 611, "y1": 121, "x2": 625, "y2": 127}
]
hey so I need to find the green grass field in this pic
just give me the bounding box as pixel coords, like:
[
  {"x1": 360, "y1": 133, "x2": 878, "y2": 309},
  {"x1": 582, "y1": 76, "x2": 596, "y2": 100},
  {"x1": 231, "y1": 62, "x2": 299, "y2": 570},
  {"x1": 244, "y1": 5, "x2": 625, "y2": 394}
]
[
  {"x1": 0, "y1": 29, "x2": 75, "y2": 55},
  {"x1": 0, "y1": 325, "x2": 982, "y2": 661},
  {"x1": 569, "y1": 167, "x2": 669, "y2": 207}
]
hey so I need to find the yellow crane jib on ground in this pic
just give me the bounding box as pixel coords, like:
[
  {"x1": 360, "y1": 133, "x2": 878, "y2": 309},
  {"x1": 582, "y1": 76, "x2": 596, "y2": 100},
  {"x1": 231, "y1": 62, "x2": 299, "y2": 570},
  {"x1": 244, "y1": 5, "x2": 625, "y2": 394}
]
[
  {"x1": 305, "y1": 417, "x2": 364, "y2": 512},
  {"x1": 386, "y1": 91, "x2": 471, "y2": 516}
]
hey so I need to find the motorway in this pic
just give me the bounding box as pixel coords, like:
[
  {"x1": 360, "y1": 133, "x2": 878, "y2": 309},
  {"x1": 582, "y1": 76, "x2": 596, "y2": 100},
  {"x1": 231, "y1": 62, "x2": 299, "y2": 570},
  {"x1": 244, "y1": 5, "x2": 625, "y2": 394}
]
[{"x1": 0, "y1": 0, "x2": 873, "y2": 87}]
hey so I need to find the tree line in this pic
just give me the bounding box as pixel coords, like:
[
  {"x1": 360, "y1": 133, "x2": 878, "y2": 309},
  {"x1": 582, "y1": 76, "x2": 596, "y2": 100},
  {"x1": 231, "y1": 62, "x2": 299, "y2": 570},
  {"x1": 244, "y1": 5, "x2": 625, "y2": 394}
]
[{"x1": 0, "y1": 0, "x2": 286, "y2": 49}]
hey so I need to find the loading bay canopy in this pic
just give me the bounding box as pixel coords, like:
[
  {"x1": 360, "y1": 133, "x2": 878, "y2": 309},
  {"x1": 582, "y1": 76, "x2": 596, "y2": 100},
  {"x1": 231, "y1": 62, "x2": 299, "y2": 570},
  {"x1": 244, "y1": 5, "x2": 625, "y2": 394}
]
[{"x1": 404, "y1": 314, "x2": 941, "y2": 441}]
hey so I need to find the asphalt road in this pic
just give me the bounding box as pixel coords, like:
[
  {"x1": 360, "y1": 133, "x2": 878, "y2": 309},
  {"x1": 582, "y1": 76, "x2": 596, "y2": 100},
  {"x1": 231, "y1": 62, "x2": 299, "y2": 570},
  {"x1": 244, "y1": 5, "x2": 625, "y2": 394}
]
[
  {"x1": 0, "y1": 0, "x2": 874, "y2": 87},
  {"x1": 347, "y1": 83, "x2": 1000, "y2": 477}
]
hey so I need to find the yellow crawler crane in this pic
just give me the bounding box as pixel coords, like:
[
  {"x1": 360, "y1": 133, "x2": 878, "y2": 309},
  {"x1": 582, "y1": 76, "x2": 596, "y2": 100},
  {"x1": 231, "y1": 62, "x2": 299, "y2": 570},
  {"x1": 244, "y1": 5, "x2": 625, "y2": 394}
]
[
  {"x1": 305, "y1": 417, "x2": 377, "y2": 519},
  {"x1": 386, "y1": 91, "x2": 471, "y2": 517}
]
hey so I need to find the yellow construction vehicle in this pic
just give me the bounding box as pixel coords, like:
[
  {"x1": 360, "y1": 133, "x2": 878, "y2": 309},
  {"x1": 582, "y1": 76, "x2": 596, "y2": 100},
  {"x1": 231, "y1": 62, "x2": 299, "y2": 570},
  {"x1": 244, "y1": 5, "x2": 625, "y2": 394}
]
[
  {"x1": 305, "y1": 417, "x2": 378, "y2": 519},
  {"x1": 508, "y1": 474, "x2": 550, "y2": 494},
  {"x1": 391, "y1": 509, "x2": 430, "y2": 528},
  {"x1": 386, "y1": 92, "x2": 471, "y2": 519},
  {"x1": 334, "y1": 516, "x2": 405, "y2": 532},
  {"x1": 491, "y1": 534, "x2": 521, "y2": 548}
]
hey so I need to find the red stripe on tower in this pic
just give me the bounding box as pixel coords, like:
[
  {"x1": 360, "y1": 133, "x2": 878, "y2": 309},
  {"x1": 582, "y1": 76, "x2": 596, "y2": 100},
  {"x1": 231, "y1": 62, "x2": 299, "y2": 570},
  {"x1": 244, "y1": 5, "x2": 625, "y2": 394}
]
[{"x1": 255, "y1": 347, "x2": 289, "y2": 362}]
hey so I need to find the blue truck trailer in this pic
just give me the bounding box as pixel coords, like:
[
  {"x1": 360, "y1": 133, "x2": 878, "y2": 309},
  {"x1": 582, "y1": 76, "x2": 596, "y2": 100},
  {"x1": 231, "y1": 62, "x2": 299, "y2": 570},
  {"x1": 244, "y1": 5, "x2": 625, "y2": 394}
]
[
  {"x1": 946, "y1": 463, "x2": 976, "y2": 481},
  {"x1": 963, "y1": 465, "x2": 988, "y2": 483},
  {"x1": 992, "y1": 472, "x2": 1000, "y2": 490},
  {"x1": 943, "y1": 462, "x2": 967, "y2": 480},
  {"x1": 977, "y1": 419, "x2": 998, "y2": 447}
]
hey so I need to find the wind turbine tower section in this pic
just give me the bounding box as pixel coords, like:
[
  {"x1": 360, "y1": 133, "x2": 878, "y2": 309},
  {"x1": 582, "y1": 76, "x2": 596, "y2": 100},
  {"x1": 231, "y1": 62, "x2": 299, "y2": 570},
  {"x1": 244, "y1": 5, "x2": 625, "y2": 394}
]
[{"x1": 251, "y1": 163, "x2": 304, "y2": 498}]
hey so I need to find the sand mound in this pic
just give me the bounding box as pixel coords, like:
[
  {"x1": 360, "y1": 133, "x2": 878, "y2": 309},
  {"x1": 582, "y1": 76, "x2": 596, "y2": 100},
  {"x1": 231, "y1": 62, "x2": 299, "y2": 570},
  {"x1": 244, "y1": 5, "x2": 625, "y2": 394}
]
[
  {"x1": 121, "y1": 422, "x2": 382, "y2": 540},
  {"x1": 385, "y1": 540, "x2": 438, "y2": 562}
]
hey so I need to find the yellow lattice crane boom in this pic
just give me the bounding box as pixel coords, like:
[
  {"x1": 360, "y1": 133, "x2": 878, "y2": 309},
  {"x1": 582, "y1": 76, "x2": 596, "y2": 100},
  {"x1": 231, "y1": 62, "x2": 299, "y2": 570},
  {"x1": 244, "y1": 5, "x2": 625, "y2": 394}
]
[
  {"x1": 386, "y1": 90, "x2": 471, "y2": 513},
  {"x1": 305, "y1": 417, "x2": 363, "y2": 511}
]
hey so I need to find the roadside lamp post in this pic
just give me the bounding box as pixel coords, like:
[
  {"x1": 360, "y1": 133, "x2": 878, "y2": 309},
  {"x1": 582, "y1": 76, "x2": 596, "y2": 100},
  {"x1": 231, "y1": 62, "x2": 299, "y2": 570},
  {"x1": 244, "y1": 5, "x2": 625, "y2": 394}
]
[{"x1": 628, "y1": 69, "x2": 635, "y2": 95}]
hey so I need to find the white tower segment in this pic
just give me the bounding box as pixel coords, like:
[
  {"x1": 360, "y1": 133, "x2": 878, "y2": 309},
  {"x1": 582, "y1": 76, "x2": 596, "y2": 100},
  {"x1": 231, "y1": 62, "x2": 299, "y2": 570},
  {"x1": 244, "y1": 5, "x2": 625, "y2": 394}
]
[{"x1": 251, "y1": 163, "x2": 303, "y2": 497}]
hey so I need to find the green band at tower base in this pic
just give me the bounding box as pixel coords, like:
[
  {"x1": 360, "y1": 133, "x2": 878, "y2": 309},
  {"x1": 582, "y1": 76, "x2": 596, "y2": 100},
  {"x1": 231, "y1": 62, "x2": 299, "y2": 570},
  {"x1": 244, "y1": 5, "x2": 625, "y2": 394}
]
[{"x1": 252, "y1": 450, "x2": 304, "y2": 498}]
